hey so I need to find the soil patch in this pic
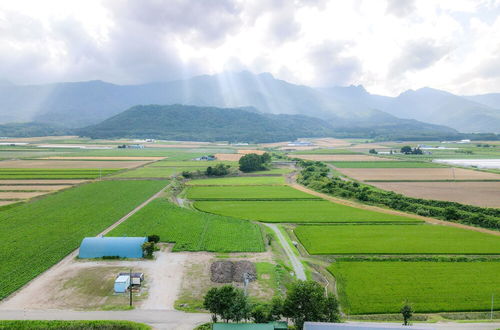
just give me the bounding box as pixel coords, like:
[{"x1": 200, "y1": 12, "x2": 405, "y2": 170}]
[
  {"x1": 338, "y1": 168, "x2": 500, "y2": 181},
  {"x1": 215, "y1": 154, "x2": 242, "y2": 161},
  {"x1": 210, "y1": 261, "x2": 257, "y2": 283},
  {"x1": 0, "y1": 191, "x2": 48, "y2": 199},
  {"x1": 41, "y1": 156, "x2": 166, "y2": 161},
  {"x1": 294, "y1": 154, "x2": 390, "y2": 161},
  {"x1": 0, "y1": 179, "x2": 87, "y2": 185},
  {"x1": 0, "y1": 185, "x2": 72, "y2": 191}
]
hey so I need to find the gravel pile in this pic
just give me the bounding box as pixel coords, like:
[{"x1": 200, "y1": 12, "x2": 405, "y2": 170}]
[
  {"x1": 210, "y1": 260, "x2": 257, "y2": 283},
  {"x1": 233, "y1": 261, "x2": 256, "y2": 282}
]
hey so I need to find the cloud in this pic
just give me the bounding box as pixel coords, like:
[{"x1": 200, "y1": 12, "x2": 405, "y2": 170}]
[{"x1": 385, "y1": 0, "x2": 416, "y2": 17}]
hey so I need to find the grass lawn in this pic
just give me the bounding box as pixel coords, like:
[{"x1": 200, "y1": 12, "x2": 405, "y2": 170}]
[
  {"x1": 329, "y1": 261, "x2": 500, "y2": 314},
  {"x1": 187, "y1": 176, "x2": 286, "y2": 186},
  {"x1": 193, "y1": 200, "x2": 421, "y2": 223},
  {"x1": 113, "y1": 166, "x2": 208, "y2": 178},
  {"x1": 187, "y1": 185, "x2": 319, "y2": 200},
  {"x1": 295, "y1": 224, "x2": 500, "y2": 255},
  {"x1": 0, "y1": 180, "x2": 168, "y2": 300},
  {"x1": 329, "y1": 161, "x2": 445, "y2": 168},
  {"x1": 108, "y1": 199, "x2": 264, "y2": 252}
]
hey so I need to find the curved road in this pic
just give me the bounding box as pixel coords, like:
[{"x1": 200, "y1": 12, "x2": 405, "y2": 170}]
[{"x1": 264, "y1": 223, "x2": 306, "y2": 280}]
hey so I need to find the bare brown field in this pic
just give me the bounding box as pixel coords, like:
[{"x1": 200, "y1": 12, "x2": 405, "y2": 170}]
[
  {"x1": 0, "y1": 179, "x2": 87, "y2": 185},
  {"x1": 294, "y1": 154, "x2": 391, "y2": 161},
  {"x1": 0, "y1": 200, "x2": 17, "y2": 206},
  {"x1": 0, "y1": 185, "x2": 72, "y2": 191},
  {"x1": 311, "y1": 138, "x2": 351, "y2": 147},
  {"x1": 278, "y1": 146, "x2": 317, "y2": 151},
  {"x1": 41, "y1": 156, "x2": 166, "y2": 160},
  {"x1": 0, "y1": 159, "x2": 149, "y2": 169},
  {"x1": 369, "y1": 181, "x2": 500, "y2": 208},
  {"x1": 338, "y1": 168, "x2": 500, "y2": 181},
  {"x1": 215, "y1": 153, "x2": 243, "y2": 161},
  {"x1": 238, "y1": 149, "x2": 265, "y2": 155},
  {"x1": 0, "y1": 191, "x2": 48, "y2": 199}
]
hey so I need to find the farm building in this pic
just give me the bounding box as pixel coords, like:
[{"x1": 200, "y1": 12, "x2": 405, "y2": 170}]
[
  {"x1": 114, "y1": 275, "x2": 130, "y2": 293},
  {"x1": 78, "y1": 237, "x2": 147, "y2": 259}
]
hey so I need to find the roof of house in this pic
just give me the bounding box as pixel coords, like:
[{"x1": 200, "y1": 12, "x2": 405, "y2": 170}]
[
  {"x1": 115, "y1": 275, "x2": 130, "y2": 283},
  {"x1": 78, "y1": 237, "x2": 147, "y2": 259}
]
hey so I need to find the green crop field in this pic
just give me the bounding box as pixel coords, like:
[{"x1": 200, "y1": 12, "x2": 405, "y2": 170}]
[
  {"x1": 290, "y1": 149, "x2": 360, "y2": 155},
  {"x1": 329, "y1": 261, "x2": 500, "y2": 314},
  {"x1": 149, "y1": 160, "x2": 237, "y2": 167},
  {"x1": 187, "y1": 176, "x2": 286, "y2": 186},
  {"x1": 194, "y1": 200, "x2": 421, "y2": 223},
  {"x1": 0, "y1": 168, "x2": 119, "y2": 179},
  {"x1": 295, "y1": 224, "x2": 500, "y2": 255},
  {"x1": 250, "y1": 167, "x2": 295, "y2": 174},
  {"x1": 329, "y1": 161, "x2": 446, "y2": 168},
  {"x1": 113, "y1": 166, "x2": 208, "y2": 178},
  {"x1": 0, "y1": 180, "x2": 167, "y2": 300},
  {"x1": 187, "y1": 185, "x2": 320, "y2": 200},
  {"x1": 108, "y1": 199, "x2": 264, "y2": 252}
]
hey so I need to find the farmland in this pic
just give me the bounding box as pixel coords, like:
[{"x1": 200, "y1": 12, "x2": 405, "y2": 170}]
[
  {"x1": 329, "y1": 261, "x2": 500, "y2": 314},
  {"x1": 113, "y1": 166, "x2": 208, "y2": 178},
  {"x1": 295, "y1": 224, "x2": 500, "y2": 255},
  {"x1": 186, "y1": 176, "x2": 286, "y2": 186},
  {"x1": 149, "y1": 160, "x2": 237, "y2": 167},
  {"x1": 0, "y1": 180, "x2": 167, "y2": 300},
  {"x1": 290, "y1": 149, "x2": 360, "y2": 155},
  {"x1": 337, "y1": 167, "x2": 500, "y2": 181},
  {"x1": 0, "y1": 168, "x2": 119, "y2": 179},
  {"x1": 330, "y1": 161, "x2": 445, "y2": 168},
  {"x1": 0, "y1": 159, "x2": 150, "y2": 169},
  {"x1": 294, "y1": 154, "x2": 392, "y2": 161},
  {"x1": 368, "y1": 181, "x2": 500, "y2": 208},
  {"x1": 193, "y1": 200, "x2": 421, "y2": 223},
  {"x1": 108, "y1": 199, "x2": 264, "y2": 252},
  {"x1": 187, "y1": 185, "x2": 320, "y2": 200}
]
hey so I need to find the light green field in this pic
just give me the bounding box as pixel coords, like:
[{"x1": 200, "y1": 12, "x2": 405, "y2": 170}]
[
  {"x1": 63, "y1": 149, "x2": 207, "y2": 160},
  {"x1": 194, "y1": 200, "x2": 421, "y2": 223},
  {"x1": 187, "y1": 176, "x2": 286, "y2": 186},
  {"x1": 0, "y1": 180, "x2": 168, "y2": 300},
  {"x1": 290, "y1": 149, "x2": 360, "y2": 155},
  {"x1": 149, "y1": 160, "x2": 237, "y2": 167},
  {"x1": 0, "y1": 168, "x2": 119, "y2": 179},
  {"x1": 187, "y1": 185, "x2": 320, "y2": 200},
  {"x1": 329, "y1": 161, "x2": 445, "y2": 168},
  {"x1": 113, "y1": 166, "x2": 208, "y2": 178},
  {"x1": 295, "y1": 224, "x2": 500, "y2": 255},
  {"x1": 108, "y1": 199, "x2": 264, "y2": 252},
  {"x1": 329, "y1": 261, "x2": 500, "y2": 314},
  {"x1": 250, "y1": 167, "x2": 295, "y2": 174}
]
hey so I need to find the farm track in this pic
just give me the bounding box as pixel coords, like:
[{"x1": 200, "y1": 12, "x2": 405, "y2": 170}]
[{"x1": 287, "y1": 175, "x2": 500, "y2": 237}]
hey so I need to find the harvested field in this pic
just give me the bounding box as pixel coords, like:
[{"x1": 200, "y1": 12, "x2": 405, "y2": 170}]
[
  {"x1": 238, "y1": 150, "x2": 265, "y2": 155},
  {"x1": 330, "y1": 161, "x2": 444, "y2": 168},
  {"x1": 0, "y1": 191, "x2": 48, "y2": 199},
  {"x1": 41, "y1": 156, "x2": 166, "y2": 160},
  {"x1": 369, "y1": 181, "x2": 500, "y2": 208},
  {"x1": 215, "y1": 153, "x2": 242, "y2": 161},
  {"x1": 338, "y1": 167, "x2": 500, "y2": 181},
  {"x1": 294, "y1": 154, "x2": 390, "y2": 161},
  {"x1": 0, "y1": 201, "x2": 16, "y2": 207},
  {"x1": 311, "y1": 138, "x2": 351, "y2": 147},
  {"x1": 0, "y1": 159, "x2": 149, "y2": 169},
  {"x1": 0, "y1": 185, "x2": 72, "y2": 191},
  {"x1": 0, "y1": 179, "x2": 86, "y2": 185}
]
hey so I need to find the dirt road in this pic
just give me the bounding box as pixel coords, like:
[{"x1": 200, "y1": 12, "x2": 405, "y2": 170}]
[{"x1": 264, "y1": 223, "x2": 306, "y2": 280}]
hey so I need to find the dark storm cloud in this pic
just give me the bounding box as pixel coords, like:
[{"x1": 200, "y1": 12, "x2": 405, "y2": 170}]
[
  {"x1": 307, "y1": 41, "x2": 362, "y2": 86},
  {"x1": 389, "y1": 39, "x2": 452, "y2": 78},
  {"x1": 385, "y1": 0, "x2": 416, "y2": 17}
]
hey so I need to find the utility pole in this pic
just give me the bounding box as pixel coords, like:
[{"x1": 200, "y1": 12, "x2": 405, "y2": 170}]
[{"x1": 129, "y1": 268, "x2": 133, "y2": 307}]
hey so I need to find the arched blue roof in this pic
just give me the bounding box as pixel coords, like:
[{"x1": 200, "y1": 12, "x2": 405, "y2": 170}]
[{"x1": 79, "y1": 237, "x2": 147, "y2": 258}]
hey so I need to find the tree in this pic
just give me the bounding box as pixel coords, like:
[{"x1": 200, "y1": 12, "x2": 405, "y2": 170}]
[
  {"x1": 239, "y1": 153, "x2": 265, "y2": 172},
  {"x1": 203, "y1": 285, "x2": 247, "y2": 323},
  {"x1": 369, "y1": 149, "x2": 378, "y2": 154},
  {"x1": 251, "y1": 303, "x2": 270, "y2": 323},
  {"x1": 229, "y1": 289, "x2": 250, "y2": 322},
  {"x1": 147, "y1": 235, "x2": 160, "y2": 243},
  {"x1": 269, "y1": 296, "x2": 284, "y2": 321},
  {"x1": 206, "y1": 163, "x2": 230, "y2": 176},
  {"x1": 401, "y1": 146, "x2": 412, "y2": 154},
  {"x1": 283, "y1": 281, "x2": 340, "y2": 329},
  {"x1": 401, "y1": 302, "x2": 413, "y2": 326},
  {"x1": 142, "y1": 242, "x2": 155, "y2": 258}
]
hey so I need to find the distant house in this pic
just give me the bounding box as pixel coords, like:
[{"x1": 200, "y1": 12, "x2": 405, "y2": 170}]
[
  {"x1": 194, "y1": 155, "x2": 216, "y2": 161},
  {"x1": 288, "y1": 140, "x2": 314, "y2": 147},
  {"x1": 303, "y1": 322, "x2": 433, "y2": 330},
  {"x1": 78, "y1": 237, "x2": 147, "y2": 258}
]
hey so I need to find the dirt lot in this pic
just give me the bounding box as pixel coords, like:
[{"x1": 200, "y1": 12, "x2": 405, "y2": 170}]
[
  {"x1": 0, "y1": 191, "x2": 48, "y2": 199},
  {"x1": 0, "y1": 185, "x2": 72, "y2": 191},
  {"x1": 369, "y1": 181, "x2": 500, "y2": 208},
  {"x1": 338, "y1": 168, "x2": 500, "y2": 181},
  {"x1": 0, "y1": 179, "x2": 87, "y2": 185},
  {"x1": 41, "y1": 156, "x2": 166, "y2": 161},
  {"x1": 238, "y1": 149, "x2": 265, "y2": 155},
  {"x1": 0, "y1": 200, "x2": 16, "y2": 206},
  {"x1": 215, "y1": 153, "x2": 242, "y2": 161},
  {"x1": 294, "y1": 154, "x2": 391, "y2": 161},
  {"x1": 0, "y1": 160, "x2": 150, "y2": 169},
  {"x1": 0, "y1": 247, "x2": 187, "y2": 311}
]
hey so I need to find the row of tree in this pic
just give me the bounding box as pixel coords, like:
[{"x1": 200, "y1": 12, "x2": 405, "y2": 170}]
[
  {"x1": 239, "y1": 153, "x2": 272, "y2": 172},
  {"x1": 204, "y1": 280, "x2": 339, "y2": 329}
]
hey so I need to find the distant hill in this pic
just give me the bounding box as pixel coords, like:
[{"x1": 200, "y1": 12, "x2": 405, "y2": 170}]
[
  {"x1": 1, "y1": 71, "x2": 498, "y2": 133},
  {"x1": 0, "y1": 122, "x2": 69, "y2": 138},
  {"x1": 76, "y1": 105, "x2": 337, "y2": 143}
]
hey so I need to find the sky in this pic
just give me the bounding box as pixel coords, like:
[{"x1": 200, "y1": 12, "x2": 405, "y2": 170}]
[{"x1": 1, "y1": 0, "x2": 500, "y2": 96}]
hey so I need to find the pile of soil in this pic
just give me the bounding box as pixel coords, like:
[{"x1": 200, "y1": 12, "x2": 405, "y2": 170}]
[{"x1": 210, "y1": 260, "x2": 256, "y2": 283}]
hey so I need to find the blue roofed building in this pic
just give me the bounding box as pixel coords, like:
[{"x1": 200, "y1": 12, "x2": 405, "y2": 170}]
[{"x1": 78, "y1": 237, "x2": 147, "y2": 258}]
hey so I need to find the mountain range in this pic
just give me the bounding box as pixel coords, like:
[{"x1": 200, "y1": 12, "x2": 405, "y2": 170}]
[{"x1": 0, "y1": 71, "x2": 499, "y2": 136}]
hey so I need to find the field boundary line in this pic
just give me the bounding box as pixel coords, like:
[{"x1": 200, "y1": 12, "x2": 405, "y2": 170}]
[{"x1": 287, "y1": 178, "x2": 500, "y2": 237}]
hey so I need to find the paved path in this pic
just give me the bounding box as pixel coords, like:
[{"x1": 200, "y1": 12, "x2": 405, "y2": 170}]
[
  {"x1": 0, "y1": 310, "x2": 210, "y2": 330},
  {"x1": 264, "y1": 223, "x2": 306, "y2": 280}
]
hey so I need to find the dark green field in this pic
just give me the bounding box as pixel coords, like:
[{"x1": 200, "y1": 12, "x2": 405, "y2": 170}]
[
  {"x1": 187, "y1": 185, "x2": 320, "y2": 200},
  {"x1": 0, "y1": 180, "x2": 167, "y2": 300},
  {"x1": 329, "y1": 261, "x2": 500, "y2": 314},
  {"x1": 0, "y1": 168, "x2": 119, "y2": 179},
  {"x1": 108, "y1": 199, "x2": 264, "y2": 252},
  {"x1": 295, "y1": 224, "x2": 500, "y2": 255}
]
